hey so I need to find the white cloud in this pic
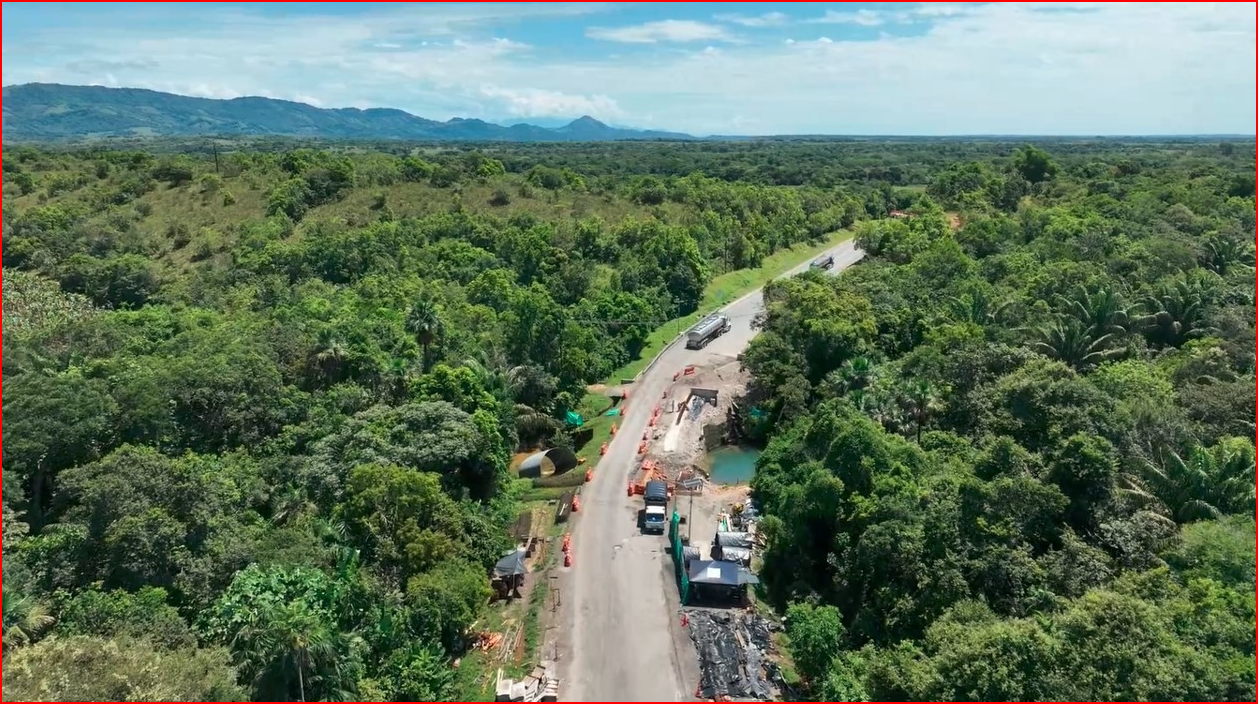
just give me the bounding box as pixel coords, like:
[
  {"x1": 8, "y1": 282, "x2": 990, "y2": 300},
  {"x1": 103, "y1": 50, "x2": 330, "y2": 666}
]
[
  {"x1": 479, "y1": 85, "x2": 623, "y2": 119},
  {"x1": 2, "y1": 2, "x2": 1253, "y2": 135},
  {"x1": 586, "y1": 20, "x2": 734, "y2": 44},
  {"x1": 911, "y1": 3, "x2": 973, "y2": 18},
  {"x1": 714, "y1": 11, "x2": 789, "y2": 28},
  {"x1": 807, "y1": 9, "x2": 884, "y2": 26}
]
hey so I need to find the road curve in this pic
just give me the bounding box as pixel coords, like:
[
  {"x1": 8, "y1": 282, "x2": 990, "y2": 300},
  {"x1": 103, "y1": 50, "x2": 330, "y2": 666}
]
[{"x1": 559, "y1": 240, "x2": 864, "y2": 702}]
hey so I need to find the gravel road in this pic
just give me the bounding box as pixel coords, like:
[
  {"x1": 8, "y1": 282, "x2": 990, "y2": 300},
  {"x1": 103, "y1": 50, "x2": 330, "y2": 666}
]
[{"x1": 558, "y1": 240, "x2": 863, "y2": 702}]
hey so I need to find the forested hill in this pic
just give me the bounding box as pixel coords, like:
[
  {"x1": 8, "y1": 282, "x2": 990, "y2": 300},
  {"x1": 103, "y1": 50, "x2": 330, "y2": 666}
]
[{"x1": 1, "y1": 83, "x2": 694, "y2": 142}]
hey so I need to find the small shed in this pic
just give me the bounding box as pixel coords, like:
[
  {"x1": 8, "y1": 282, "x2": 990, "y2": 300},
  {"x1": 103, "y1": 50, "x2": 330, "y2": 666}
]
[
  {"x1": 687, "y1": 560, "x2": 759, "y2": 605},
  {"x1": 492, "y1": 548, "x2": 528, "y2": 599},
  {"x1": 518, "y1": 447, "x2": 579, "y2": 479}
]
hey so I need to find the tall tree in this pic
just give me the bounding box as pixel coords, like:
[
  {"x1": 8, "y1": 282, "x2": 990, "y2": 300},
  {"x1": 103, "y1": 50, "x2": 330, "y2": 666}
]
[
  {"x1": 899, "y1": 380, "x2": 942, "y2": 443},
  {"x1": 406, "y1": 295, "x2": 445, "y2": 373}
]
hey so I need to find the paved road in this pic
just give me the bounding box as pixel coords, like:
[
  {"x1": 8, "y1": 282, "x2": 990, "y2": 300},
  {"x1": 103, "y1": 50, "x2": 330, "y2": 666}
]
[{"x1": 559, "y1": 240, "x2": 864, "y2": 702}]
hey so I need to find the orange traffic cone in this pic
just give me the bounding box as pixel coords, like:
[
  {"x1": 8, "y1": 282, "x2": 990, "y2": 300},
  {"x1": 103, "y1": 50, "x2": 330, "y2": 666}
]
[
  {"x1": 637, "y1": 442, "x2": 646, "y2": 454},
  {"x1": 599, "y1": 442, "x2": 608, "y2": 456},
  {"x1": 627, "y1": 481, "x2": 633, "y2": 496},
  {"x1": 564, "y1": 551, "x2": 572, "y2": 567},
  {"x1": 571, "y1": 495, "x2": 580, "y2": 513},
  {"x1": 610, "y1": 422, "x2": 617, "y2": 435},
  {"x1": 584, "y1": 468, "x2": 592, "y2": 483},
  {"x1": 649, "y1": 416, "x2": 656, "y2": 427},
  {"x1": 563, "y1": 534, "x2": 571, "y2": 552}
]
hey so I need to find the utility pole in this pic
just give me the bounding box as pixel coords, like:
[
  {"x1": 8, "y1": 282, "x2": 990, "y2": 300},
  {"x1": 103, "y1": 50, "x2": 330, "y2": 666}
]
[{"x1": 686, "y1": 490, "x2": 695, "y2": 542}]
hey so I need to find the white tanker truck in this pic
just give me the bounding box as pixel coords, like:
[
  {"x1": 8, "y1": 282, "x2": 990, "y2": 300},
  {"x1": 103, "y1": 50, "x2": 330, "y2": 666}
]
[{"x1": 685, "y1": 312, "x2": 732, "y2": 349}]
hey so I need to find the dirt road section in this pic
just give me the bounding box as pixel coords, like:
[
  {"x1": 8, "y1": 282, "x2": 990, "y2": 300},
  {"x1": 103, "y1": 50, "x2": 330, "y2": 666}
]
[{"x1": 558, "y1": 241, "x2": 863, "y2": 702}]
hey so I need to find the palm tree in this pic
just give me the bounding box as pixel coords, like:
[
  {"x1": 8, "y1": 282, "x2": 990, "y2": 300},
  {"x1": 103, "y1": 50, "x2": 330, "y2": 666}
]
[
  {"x1": 1201, "y1": 236, "x2": 1255, "y2": 275},
  {"x1": 1139, "y1": 279, "x2": 1215, "y2": 348},
  {"x1": 1120, "y1": 443, "x2": 1256, "y2": 523},
  {"x1": 406, "y1": 295, "x2": 444, "y2": 373},
  {"x1": 311, "y1": 329, "x2": 350, "y2": 383},
  {"x1": 3, "y1": 589, "x2": 54, "y2": 650},
  {"x1": 837, "y1": 356, "x2": 874, "y2": 395},
  {"x1": 1059, "y1": 286, "x2": 1136, "y2": 338},
  {"x1": 1031, "y1": 318, "x2": 1122, "y2": 370},
  {"x1": 946, "y1": 290, "x2": 1017, "y2": 327},
  {"x1": 898, "y1": 380, "x2": 942, "y2": 443},
  {"x1": 236, "y1": 601, "x2": 343, "y2": 702},
  {"x1": 380, "y1": 356, "x2": 414, "y2": 403}
]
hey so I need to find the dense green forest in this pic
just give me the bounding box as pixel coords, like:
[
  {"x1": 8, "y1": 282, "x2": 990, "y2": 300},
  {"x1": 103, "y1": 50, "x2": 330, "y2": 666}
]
[
  {"x1": 2, "y1": 137, "x2": 1254, "y2": 701},
  {"x1": 745, "y1": 144, "x2": 1257, "y2": 700},
  {"x1": 0, "y1": 138, "x2": 877, "y2": 701}
]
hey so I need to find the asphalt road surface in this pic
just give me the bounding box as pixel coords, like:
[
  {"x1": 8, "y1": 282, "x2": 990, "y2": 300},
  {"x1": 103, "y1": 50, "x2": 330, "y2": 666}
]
[{"x1": 559, "y1": 240, "x2": 864, "y2": 702}]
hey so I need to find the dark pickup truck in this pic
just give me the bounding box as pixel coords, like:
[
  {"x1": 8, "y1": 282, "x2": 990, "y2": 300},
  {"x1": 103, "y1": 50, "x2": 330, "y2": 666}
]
[
  {"x1": 643, "y1": 480, "x2": 669, "y2": 534},
  {"x1": 810, "y1": 253, "x2": 835, "y2": 270}
]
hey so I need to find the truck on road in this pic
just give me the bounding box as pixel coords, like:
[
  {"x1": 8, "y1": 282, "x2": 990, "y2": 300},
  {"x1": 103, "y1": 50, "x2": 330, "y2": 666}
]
[
  {"x1": 643, "y1": 480, "x2": 669, "y2": 534},
  {"x1": 810, "y1": 252, "x2": 835, "y2": 270},
  {"x1": 685, "y1": 313, "x2": 732, "y2": 349}
]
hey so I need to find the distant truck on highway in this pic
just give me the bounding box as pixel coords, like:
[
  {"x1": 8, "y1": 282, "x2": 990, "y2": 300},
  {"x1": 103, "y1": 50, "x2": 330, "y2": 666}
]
[
  {"x1": 810, "y1": 252, "x2": 835, "y2": 270},
  {"x1": 685, "y1": 313, "x2": 732, "y2": 349},
  {"x1": 643, "y1": 480, "x2": 669, "y2": 534}
]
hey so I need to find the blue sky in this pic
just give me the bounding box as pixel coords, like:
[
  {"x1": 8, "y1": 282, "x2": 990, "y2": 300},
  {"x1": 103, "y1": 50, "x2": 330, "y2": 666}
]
[{"x1": 3, "y1": 2, "x2": 1253, "y2": 135}]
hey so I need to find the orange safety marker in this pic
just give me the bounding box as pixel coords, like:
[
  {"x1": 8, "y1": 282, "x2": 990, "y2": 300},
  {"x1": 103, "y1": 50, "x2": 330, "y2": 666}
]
[
  {"x1": 564, "y1": 551, "x2": 572, "y2": 567},
  {"x1": 562, "y1": 534, "x2": 571, "y2": 552},
  {"x1": 637, "y1": 441, "x2": 646, "y2": 454},
  {"x1": 610, "y1": 422, "x2": 617, "y2": 435},
  {"x1": 648, "y1": 416, "x2": 656, "y2": 427},
  {"x1": 571, "y1": 495, "x2": 580, "y2": 513},
  {"x1": 584, "y1": 468, "x2": 592, "y2": 483},
  {"x1": 627, "y1": 481, "x2": 634, "y2": 496},
  {"x1": 599, "y1": 442, "x2": 608, "y2": 456}
]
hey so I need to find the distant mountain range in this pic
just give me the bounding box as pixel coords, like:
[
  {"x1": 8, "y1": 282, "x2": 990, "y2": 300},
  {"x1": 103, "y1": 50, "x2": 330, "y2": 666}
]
[{"x1": 0, "y1": 83, "x2": 695, "y2": 142}]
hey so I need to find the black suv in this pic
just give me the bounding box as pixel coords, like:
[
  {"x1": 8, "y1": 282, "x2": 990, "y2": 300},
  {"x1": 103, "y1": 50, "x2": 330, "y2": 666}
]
[{"x1": 810, "y1": 253, "x2": 835, "y2": 270}]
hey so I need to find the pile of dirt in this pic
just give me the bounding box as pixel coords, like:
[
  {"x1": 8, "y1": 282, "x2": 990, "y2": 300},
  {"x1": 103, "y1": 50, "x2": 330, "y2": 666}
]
[
  {"x1": 683, "y1": 609, "x2": 783, "y2": 701},
  {"x1": 650, "y1": 360, "x2": 747, "y2": 480}
]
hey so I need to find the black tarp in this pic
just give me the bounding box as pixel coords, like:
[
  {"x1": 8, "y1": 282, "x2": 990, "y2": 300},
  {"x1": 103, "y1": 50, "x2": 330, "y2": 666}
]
[
  {"x1": 715, "y1": 531, "x2": 752, "y2": 549},
  {"x1": 685, "y1": 610, "x2": 780, "y2": 700},
  {"x1": 492, "y1": 548, "x2": 528, "y2": 579}
]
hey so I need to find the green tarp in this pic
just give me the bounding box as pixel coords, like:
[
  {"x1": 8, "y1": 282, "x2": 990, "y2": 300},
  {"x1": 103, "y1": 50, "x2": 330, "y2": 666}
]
[
  {"x1": 603, "y1": 408, "x2": 621, "y2": 417},
  {"x1": 749, "y1": 407, "x2": 767, "y2": 419},
  {"x1": 565, "y1": 411, "x2": 584, "y2": 427}
]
